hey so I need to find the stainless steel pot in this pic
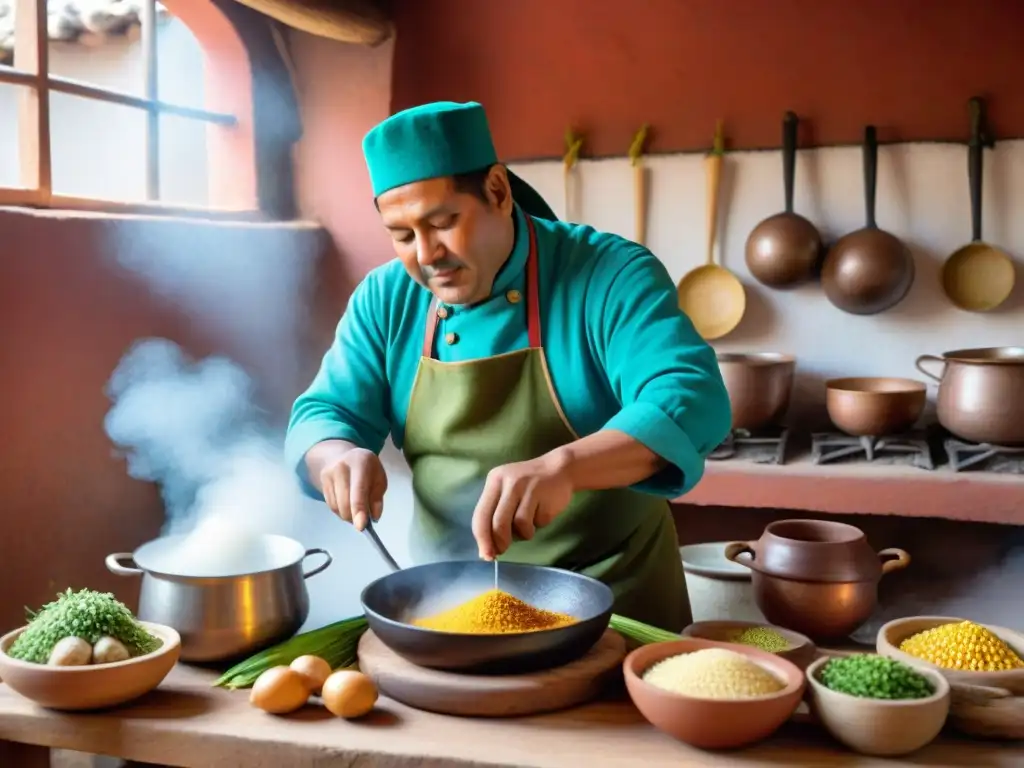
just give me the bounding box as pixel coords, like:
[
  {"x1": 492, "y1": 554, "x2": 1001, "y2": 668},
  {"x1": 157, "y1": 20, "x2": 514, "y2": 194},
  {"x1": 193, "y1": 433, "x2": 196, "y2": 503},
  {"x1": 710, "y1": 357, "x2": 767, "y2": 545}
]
[
  {"x1": 717, "y1": 352, "x2": 796, "y2": 430},
  {"x1": 915, "y1": 347, "x2": 1024, "y2": 446},
  {"x1": 106, "y1": 533, "x2": 332, "y2": 662}
]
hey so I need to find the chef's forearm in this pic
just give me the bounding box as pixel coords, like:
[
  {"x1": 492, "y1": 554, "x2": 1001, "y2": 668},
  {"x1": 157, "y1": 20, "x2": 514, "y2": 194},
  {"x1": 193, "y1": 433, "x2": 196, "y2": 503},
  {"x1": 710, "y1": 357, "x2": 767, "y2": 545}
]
[
  {"x1": 548, "y1": 430, "x2": 667, "y2": 493},
  {"x1": 303, "y1": 439, "x2": 360, "y2": 491}
]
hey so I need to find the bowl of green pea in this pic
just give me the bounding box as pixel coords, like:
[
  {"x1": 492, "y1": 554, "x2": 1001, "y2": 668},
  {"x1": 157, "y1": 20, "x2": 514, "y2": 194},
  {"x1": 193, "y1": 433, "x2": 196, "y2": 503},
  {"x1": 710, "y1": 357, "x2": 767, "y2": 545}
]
[{"x1": 805, "y1": 653, "x2": 950, "y2": 757}]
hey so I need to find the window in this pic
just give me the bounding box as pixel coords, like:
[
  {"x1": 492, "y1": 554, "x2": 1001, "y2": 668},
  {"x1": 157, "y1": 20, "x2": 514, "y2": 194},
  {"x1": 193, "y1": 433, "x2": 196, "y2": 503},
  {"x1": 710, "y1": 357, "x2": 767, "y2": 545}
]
[{"x1": 0, "y1": 0, "x2": 257, "y2": 218}]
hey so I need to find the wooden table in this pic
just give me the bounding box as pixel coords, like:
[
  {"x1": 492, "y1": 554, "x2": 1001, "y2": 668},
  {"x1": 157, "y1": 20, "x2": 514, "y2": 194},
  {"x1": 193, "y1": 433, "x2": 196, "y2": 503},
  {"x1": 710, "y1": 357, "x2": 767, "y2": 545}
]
[{"x1": 0, "y1": 664, "x2": 1021, "y2": 767}]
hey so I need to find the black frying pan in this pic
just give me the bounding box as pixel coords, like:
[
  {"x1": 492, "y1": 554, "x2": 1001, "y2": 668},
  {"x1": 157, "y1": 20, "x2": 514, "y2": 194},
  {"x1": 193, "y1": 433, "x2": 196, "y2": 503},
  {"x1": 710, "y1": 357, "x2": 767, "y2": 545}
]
[{"x1": 359, "y1": 548, "x2": 614, "y2": 675}]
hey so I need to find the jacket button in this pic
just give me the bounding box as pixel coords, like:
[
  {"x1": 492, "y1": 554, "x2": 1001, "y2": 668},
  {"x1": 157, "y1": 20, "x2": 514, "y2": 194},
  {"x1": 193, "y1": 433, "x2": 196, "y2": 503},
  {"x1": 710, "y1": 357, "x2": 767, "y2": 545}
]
[
  {"x1": 437, "y1": 306, "x2": 450, "y2": 319},
  {"x1": 506, "y1": 289, "x2": 522, "y2": 304},
  {"x1": 445, "y1": 332, "x2": 459, "y2": 345}
]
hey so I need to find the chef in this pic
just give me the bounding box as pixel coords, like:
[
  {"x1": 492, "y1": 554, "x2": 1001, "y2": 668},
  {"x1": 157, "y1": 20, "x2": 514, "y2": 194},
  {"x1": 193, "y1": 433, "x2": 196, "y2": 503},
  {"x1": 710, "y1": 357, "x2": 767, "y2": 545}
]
[{"x1": 285, "y1": 101, "x2": 731, "y2": 632}]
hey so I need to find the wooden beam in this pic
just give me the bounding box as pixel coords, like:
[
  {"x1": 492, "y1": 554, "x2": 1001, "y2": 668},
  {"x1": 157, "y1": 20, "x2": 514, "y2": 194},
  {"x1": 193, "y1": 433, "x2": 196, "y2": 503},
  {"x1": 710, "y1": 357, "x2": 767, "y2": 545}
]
[
  {"x1": 230, "y1": 0, "x2": 394, "y2": 46},
  {"x1": 13, "y1": 0, "x2": 50, "y2": 196}
]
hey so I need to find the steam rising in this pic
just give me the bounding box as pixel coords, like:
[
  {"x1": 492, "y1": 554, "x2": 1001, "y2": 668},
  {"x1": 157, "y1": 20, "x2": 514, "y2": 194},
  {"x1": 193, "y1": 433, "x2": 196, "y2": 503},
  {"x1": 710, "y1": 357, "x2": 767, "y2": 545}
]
[
  {"x1": 104, "y1": 338, "x2": 312, "y2": 575},
  {"x1": 101, "y1": 337, "x2": 414, "y2": 626}
]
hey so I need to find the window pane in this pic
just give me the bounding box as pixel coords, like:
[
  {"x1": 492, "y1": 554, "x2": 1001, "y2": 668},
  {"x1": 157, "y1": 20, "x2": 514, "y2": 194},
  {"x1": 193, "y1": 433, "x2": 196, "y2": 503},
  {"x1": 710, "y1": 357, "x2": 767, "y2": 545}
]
[
  {"x1": 159, "y1": 113, "x2": 208, "y2": 207},
  {"x1": 0, "y1": 83, "x2": 27, "y2": 188},
  {"x1": 46, "y1": 5, "x2": 206, "y2": 109},
  {"x1": 49, "y1": 91, "x2": 147, "y2": 201},
  {"x1": 157, "y1": 12, "x2": 206, "y2": 111}
]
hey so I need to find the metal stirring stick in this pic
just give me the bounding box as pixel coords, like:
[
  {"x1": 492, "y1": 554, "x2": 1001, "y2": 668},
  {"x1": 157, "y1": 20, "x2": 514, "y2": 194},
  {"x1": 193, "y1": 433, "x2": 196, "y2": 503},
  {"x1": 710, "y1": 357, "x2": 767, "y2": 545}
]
[{"x1": 363, "y1": 519, "x2": 400, "y2": 573}]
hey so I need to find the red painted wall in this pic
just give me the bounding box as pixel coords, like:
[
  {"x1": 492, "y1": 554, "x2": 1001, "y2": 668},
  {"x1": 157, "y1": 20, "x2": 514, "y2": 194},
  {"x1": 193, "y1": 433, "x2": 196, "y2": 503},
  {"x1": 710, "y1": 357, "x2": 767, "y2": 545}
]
[{"x1": 391, "y1": 0, "x2": 1024, "y2": 159}]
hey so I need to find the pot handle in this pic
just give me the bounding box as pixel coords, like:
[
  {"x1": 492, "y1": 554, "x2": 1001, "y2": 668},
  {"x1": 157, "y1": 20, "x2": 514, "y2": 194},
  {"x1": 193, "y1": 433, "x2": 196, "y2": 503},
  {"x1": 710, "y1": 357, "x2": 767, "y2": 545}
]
[
  {"x1": 302, "y1": 548, "x2": 333, "y2": 579},
  {"x1": 105, "y1": 553, "x2": 143, "y2": 577},
  {"x1": 723, "y1": 541, "x2": 756, "y2": 566},
  {"x1": 879, "y1": 548, "x2": 911, "y2": 575},
  {"x1": 914, "y1": 354, "x2": 946, "y2": 382}
]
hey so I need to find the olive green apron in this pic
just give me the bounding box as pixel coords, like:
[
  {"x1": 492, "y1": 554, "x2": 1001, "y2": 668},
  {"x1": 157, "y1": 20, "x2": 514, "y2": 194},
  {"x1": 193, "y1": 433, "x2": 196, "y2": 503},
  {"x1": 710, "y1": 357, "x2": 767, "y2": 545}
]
[{"x1": 402, "y1": 216, "x2": 690, "y2": 632}]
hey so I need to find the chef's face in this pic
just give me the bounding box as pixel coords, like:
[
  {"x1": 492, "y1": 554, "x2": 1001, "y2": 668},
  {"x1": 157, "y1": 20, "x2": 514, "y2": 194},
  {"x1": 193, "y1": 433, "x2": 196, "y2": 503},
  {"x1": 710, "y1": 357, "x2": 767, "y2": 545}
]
[{"x1": 376, "y1": 165, "x2": 515, "y2": 305}]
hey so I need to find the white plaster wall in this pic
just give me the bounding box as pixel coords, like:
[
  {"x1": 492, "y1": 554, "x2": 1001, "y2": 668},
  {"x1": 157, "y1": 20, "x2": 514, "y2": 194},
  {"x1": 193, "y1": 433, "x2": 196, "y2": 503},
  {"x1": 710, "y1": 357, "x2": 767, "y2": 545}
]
[
  {"x1": 510, "y1": 142, "x2": 1024, "y2": 422},
  {"x1": 0, "y1": 17, "x2": 206, "y2": 205}
]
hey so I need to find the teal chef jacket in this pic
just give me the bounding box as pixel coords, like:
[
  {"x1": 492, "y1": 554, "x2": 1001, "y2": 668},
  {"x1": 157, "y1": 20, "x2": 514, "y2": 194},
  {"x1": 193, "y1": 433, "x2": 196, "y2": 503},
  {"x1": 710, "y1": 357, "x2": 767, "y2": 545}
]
[{"x1": 285, "y1": 204, "x2": 732, "y2": 498}]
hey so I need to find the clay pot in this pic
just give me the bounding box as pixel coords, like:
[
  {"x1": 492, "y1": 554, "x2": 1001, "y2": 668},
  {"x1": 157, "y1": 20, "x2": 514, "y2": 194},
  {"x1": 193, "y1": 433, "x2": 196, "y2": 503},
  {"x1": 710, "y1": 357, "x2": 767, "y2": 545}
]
[
  {"x1": 717, "y1": 352, "x2": 796, "y2": 431},
  {"x1": 724, "y1": 520, "x2": 910, "y2": 641}
]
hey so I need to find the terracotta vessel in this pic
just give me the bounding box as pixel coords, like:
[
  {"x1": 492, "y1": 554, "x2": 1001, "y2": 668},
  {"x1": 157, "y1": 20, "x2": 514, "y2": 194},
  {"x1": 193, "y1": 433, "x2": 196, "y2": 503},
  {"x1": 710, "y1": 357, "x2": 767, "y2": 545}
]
[
  {"x1": 0, "y1": 622, "x2": 180, "y2": 711},
  {"x1": 916, "y1": 347, "x2": 1024, "y2": 445},
  {"x1": 725, "y1": 520, "x2": 910, "y2": 640},
  {"x1": 623, "y1": 637, "x2": 805, "y2": 750}
]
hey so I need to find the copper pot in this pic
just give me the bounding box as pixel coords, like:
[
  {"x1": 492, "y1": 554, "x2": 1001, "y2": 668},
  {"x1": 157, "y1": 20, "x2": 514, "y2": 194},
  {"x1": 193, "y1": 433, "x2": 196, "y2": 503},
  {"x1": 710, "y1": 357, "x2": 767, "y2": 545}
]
[
  {"x1": 915, "y1": 347, "x2": 1024, "y2": 446},
  {"x1": 825, "y1": 377, "x2": 926, "y2": 437},
  {"x1": 724, "y1": 520, "x2": 910, "y2": 640},
  {"x1": 744, "y1": 112, "x2": 822, "y2": 288},
  {"x1": 717, "y1": 353, "x2": 796, "y2": 431},
  {"x1": 821, "y1": 126, "x2": 915, "y2": 315}
]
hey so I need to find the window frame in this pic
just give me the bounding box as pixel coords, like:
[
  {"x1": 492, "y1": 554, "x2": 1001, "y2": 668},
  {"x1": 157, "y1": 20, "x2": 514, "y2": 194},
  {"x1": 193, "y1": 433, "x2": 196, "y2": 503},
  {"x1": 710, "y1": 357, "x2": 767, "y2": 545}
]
[{"x1": 0, "y1": 0, "x2": 261, "y2": 220}]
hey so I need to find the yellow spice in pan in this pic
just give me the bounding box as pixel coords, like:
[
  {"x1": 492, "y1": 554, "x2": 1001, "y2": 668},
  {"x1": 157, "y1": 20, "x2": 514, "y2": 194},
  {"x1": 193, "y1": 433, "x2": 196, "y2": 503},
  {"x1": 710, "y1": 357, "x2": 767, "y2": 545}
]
[{"x1": 412, "y1": 589, "x2": 578, "y2": 634}]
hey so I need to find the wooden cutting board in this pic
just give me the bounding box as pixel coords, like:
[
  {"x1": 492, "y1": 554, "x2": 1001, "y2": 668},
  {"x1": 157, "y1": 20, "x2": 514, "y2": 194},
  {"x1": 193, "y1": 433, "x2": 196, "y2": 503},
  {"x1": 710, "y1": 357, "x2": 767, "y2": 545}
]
[{"x1": 357, "y1": 629, "x2": 627, "y2": 718}]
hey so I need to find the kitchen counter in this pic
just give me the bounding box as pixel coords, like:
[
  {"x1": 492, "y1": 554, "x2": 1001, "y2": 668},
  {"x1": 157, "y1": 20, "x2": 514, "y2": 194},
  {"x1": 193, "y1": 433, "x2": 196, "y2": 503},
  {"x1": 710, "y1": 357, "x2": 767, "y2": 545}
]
[{"x1": 0, "y1": 664, "x2": 1020, "y2": 767}]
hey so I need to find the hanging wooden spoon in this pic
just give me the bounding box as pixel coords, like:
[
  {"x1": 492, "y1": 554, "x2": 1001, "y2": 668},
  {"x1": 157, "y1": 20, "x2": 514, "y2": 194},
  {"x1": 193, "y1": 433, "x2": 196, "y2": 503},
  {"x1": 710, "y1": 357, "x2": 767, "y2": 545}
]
[
  {"x1": 628, "y1": 123, "x2": 650, "y2": 246},
  {"x1": 562, "y1": 128, "x2": 584, "y2": 222}
]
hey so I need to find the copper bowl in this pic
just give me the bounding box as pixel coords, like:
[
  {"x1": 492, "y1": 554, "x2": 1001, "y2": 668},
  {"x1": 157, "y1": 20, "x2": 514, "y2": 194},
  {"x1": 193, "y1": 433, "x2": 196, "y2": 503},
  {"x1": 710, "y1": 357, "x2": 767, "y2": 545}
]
[
  {"x1": 623, "y1": 637, "x2": 805, "y2": 749},
  {"x1": 825, "y1": 377, "x2": 927, "y2": 437},
  {"x1": 717, "y1": 352, "x2": 796, "y2": 431}
]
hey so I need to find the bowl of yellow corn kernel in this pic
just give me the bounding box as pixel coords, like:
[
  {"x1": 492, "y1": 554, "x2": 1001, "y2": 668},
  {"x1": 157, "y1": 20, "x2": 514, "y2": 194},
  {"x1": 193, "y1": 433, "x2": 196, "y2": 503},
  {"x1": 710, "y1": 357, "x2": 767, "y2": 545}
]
[{"x1": 876, "y1": 616, "x2": 1024, "y2": 694}]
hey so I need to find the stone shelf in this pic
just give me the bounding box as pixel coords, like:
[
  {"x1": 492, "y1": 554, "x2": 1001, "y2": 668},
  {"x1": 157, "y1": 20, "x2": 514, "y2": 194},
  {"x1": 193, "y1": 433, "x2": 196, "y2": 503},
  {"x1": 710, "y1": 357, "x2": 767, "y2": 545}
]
[{"x1": 678, "y1": 455, "x2": 1024, "y2": 525}]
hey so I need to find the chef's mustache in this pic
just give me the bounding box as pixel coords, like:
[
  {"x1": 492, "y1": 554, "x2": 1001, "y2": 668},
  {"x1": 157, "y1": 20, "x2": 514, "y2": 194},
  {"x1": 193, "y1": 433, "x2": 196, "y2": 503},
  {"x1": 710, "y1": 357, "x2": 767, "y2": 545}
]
[{"x1": 421, "y1": 258, "x2": 464, "y2": 278}]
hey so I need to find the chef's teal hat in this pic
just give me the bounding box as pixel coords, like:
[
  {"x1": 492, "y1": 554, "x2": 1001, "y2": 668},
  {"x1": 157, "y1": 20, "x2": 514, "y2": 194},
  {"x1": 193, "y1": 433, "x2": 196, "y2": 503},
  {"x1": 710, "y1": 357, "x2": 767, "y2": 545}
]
[{"x1": 362, "y1": 101, "x2": 558, "y2": 221}]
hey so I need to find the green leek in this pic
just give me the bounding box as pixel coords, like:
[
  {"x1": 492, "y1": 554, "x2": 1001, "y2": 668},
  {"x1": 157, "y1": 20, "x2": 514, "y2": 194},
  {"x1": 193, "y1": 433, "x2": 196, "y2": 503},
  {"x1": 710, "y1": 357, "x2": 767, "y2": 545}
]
[{"x1": 213, "y1": 615, "x2": 368, "y2": 689}]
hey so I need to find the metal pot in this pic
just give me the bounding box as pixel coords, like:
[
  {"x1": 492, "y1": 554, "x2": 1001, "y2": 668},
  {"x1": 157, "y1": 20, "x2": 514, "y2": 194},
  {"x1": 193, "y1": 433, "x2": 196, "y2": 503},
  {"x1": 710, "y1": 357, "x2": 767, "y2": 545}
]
[
  {"x1": 915, "y1": 347, "x2": 1024, "y2": 445},
  {"x1": 717, "y1": 352, "x2": 796, "y2": 430},
  {"x1": 106, "y1": 533, "x2": 332, "y2": 662}
]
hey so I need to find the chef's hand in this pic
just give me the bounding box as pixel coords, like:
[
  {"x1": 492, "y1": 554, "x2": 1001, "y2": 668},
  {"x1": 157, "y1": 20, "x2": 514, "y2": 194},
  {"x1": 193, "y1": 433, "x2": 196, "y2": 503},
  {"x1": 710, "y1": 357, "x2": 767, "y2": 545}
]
[
  {"x1": 471, "y1": 452, "x2": 574, "y2": 560},
  {"x1": 319, "y1": 448, "x2": 388, "y2": 532}
]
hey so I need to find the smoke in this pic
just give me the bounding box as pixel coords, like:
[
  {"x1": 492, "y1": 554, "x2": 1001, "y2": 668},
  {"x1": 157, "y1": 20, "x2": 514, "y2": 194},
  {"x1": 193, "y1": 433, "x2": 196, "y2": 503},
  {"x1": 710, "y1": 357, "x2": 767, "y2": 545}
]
[
  {"x1": 104, "y1": 337, "x2": 317, "y2": 576},
  {"x1": 852, "y1": 534, "x2": 1024, "y2": 642}
]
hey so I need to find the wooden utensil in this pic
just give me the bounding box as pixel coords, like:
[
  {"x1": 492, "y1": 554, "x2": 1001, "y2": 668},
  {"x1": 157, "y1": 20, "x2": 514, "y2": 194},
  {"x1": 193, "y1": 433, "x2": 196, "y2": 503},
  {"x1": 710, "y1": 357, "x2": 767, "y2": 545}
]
[
  {"x1": 357, "y1": 628, "x2": 626, "y2": 717},
  {"x1": 941, "y1": 97, "x2": 1016, "y2": 312},
  {"x1": 821, "y1": 126, "x2": 915, "y2": 315},
  {"x1": 562, "y1": 128, "x2": 584, "y2": 222},
  {"x1": 628, "y1": 124, "x2": 650, "y2": 246},
  {"x1": 744, "y1": 111, "x2": 822, "y2": 288},
  {"x1": 676, "y1": 121, "x2": 746, "y2": 340}
]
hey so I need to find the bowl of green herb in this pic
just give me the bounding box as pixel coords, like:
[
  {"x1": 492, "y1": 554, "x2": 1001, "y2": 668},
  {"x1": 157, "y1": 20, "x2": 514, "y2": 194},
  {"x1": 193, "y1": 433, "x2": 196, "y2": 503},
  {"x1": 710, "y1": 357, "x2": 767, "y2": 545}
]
[
  {"x1": 805, "y1": 653, "x2": 950, "y2": 756},
  {"x1": 0, "y1": 588, "x2": 180, "y2": 711}
]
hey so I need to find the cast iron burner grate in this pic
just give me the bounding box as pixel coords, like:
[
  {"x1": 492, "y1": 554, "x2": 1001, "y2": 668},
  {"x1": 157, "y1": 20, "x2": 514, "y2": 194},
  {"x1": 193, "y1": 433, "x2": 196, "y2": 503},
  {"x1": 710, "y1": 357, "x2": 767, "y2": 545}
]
[
  {"x1": 811, "y1": 431, "x2": 934, "y2": 470},
  {"x1": 708, "y1": 426, "x2": 790, "y2": 465},
  {"x1": 944, "y1": 439, "x2": 1024, "y2": 473}
]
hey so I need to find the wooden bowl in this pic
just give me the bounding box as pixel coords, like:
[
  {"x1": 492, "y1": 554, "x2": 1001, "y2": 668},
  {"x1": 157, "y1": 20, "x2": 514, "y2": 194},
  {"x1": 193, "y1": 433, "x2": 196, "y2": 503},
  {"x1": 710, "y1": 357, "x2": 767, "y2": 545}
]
[
  {"x1": 622, "y1": 637, "x2": 805, "y2": 750},
  {"x1": 805, "y1": 655, "x2": 950, "y2": 756},
  {"x1": 681, "y1": 620, "x2": 817, "y2": 671},
  {"x1": 876, "y1": 616, "x2": 1024, "y2": 694},
  {"x1": 0, "y1": 622, "x2": 180, "y2": 711}
]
